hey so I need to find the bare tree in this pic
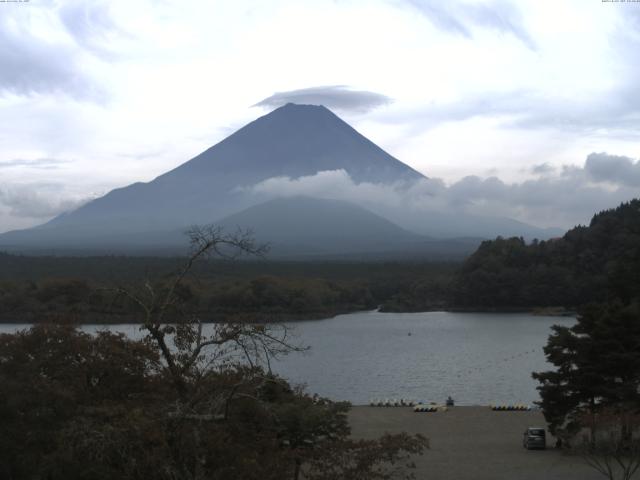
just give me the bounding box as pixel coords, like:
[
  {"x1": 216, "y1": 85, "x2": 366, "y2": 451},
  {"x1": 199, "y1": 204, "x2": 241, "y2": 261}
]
[
  {"x1": 574, "y1": 408, "x2": 640, "y2": 480},
  {"x1": 0, "y1": 225, "x2": 429, "y2": 479},
  {"x1": 104, "y1": 225, "x2": 427, "y2": 480},
  {"x1": 115, "y1": 225, "x2": 303, "y2": 400}
]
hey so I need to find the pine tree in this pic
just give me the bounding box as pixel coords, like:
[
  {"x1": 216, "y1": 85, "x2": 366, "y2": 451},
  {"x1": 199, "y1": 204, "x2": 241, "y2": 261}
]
[{"x1": 533, "y1": 302, "x2": 640, "y2": 441}]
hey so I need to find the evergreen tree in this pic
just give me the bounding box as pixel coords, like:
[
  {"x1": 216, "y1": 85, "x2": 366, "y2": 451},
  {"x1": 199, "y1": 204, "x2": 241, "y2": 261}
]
[{"x1": 533, "y1": 302, "x2": 640, "y2": 440}]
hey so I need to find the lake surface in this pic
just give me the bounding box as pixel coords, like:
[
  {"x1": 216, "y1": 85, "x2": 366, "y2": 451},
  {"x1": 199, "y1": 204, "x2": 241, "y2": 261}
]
[{"x1": 0, "y1": 311, "x2": 573, "y2": 406}]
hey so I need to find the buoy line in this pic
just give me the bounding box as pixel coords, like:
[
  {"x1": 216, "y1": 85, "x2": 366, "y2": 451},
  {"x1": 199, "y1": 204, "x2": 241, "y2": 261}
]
[
  {"x1": 455, "y1": 348, "x2": 541, "y2": 378},
  {"x1": 490, "y1": 404, "x2": 531, "y2": 411},
  {"x1": 413, "y1": 405, "x2": 447, "y2": 412},
  {"x1": 369, "y1": 399, "x2": 416, "y2": 407}
]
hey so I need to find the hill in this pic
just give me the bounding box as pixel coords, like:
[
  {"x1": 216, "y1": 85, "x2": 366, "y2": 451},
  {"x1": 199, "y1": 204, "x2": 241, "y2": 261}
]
[
  {"x1": 218, "y1": 196, "x2": 421, "y2": 256},
  {"x1": 451, "y1": 199, "x2": 640, "y2": 309},
  {"x1": 217, "y1": 196, "x2": 482, "y2": 259}
]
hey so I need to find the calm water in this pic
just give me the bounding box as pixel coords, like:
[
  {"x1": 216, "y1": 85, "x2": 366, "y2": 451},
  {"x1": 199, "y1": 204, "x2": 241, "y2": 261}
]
[{"x1": 0, "y1": 311, "x2": 573, "y2": 406}]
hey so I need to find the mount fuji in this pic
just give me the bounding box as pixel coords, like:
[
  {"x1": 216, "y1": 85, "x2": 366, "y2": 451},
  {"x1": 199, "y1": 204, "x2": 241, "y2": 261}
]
[{"x1": 0, "y1": 103, "x2": 558, "y2": 256}]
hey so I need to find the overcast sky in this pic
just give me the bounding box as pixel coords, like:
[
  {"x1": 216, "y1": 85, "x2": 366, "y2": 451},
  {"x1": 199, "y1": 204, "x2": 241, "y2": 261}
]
[{"x1": 1, "y1": 0, "x2": 639, "y2": 233}]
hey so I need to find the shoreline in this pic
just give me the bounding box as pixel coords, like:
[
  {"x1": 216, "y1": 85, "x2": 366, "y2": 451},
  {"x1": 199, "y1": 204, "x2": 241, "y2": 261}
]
[
  {"x1": 0, "y1": 306, "x2": 576, "y2": 325},
  {"x1": 380, "y1": 305, "x2": 577, "y2": 316},
  {"x1": 348, "y1": 406, "x2": 598, "y2": 480}
]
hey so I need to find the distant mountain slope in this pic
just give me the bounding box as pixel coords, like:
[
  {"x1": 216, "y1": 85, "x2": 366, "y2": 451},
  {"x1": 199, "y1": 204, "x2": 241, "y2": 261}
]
[
  {"x1": 0, "y1": 196, "x2": 482, "y2": 259},
  {"x1": 0, "y1": 104, "x2": 425, "y2": 249},
  {"x1": 0, "y1": 103, "x2": 559, "y2": 254},
  {"x1": 217, "y1": 196, "x2": 482, "y2": 259},
  {"x1": 45, "y1": 103, "x2": 424, "y2": 231},
  {"x1": 217, "y1": 196, "x2": 421, "y2": 256},
  {"x1": 380, "y1": 208, "x2": 563, "y2": 240},
  {"x1": 451, "y1": 199, "x2": 640, "y2": 308}
]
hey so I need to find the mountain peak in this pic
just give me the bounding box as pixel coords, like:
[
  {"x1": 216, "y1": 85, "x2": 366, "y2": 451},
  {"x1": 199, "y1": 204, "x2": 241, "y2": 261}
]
[
  {"x1": 0, "y1": 104, "x2": 427, "y2": 250},
  {"x1": 279, "y1": 102, "x2": 328, "y2": 110},
  {"x1": 163, "y1": 102, "x2": 426, "y2": 185},
  {"x1": 262, "y1": 102, "x2": 337, "y2": 121}
]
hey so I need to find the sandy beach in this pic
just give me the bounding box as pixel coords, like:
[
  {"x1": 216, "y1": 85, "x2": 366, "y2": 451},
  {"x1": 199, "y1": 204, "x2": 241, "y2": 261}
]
[{"x1": 349, "y1": 406, "x2": 602, "y2": 480}]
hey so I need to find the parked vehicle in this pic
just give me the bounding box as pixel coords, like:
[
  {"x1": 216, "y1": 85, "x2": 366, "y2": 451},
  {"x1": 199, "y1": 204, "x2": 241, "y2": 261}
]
[{"x1": 523, "y1": 427, "x2": 546, "y2": 450}]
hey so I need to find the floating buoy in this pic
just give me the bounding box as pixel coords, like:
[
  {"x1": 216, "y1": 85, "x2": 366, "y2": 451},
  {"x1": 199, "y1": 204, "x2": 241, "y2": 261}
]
[
  {"x1": 413, "y1": 405, "x2": 442, "y2": 413},
  {"x1": 491, "y1": 404, "x2": 531, "y2": 411},
  {"x1": 369, "y1": 398, "x2": 417, "y2": 407}
]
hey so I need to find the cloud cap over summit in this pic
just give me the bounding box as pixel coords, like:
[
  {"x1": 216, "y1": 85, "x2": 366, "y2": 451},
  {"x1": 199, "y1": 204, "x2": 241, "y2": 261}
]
[{"x1": 254, "y1": 86, "x2": 392, "y2": 113}]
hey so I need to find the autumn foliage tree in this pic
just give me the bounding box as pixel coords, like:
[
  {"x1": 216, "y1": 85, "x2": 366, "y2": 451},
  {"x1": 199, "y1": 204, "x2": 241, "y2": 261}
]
[{"x1": 0, "y1": 226, "x2": 427, "y2": 480}]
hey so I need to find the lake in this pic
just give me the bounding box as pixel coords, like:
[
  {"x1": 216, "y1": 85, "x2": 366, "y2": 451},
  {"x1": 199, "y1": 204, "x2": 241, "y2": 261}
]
[{"x1": 0, "y1": 311, "x2": 573, "y2": 406}]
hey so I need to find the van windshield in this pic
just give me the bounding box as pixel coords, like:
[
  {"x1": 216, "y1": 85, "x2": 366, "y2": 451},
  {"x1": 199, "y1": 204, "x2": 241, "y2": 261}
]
[{"x1": 528, "y1": 429, "x2": 545, "y2": 436}]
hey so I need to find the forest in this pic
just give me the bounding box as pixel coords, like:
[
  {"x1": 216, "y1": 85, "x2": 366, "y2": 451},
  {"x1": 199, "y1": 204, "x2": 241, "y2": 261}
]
[
  {"x1": 0, "y1": 228, "x2": 427, "y2": 479},
  {"x1": 385, "y1": 199, "x2": 640, "y2": 312},
  {"x1": 1, "y1": 199, "x2": 639, "y2": 322},
  {"x1": 452, "y1": 199, "x2": 640, "y2": 309},
  {"x1": 529, "y1": 201, "x2": 640, "y2": 473},
  {"x1": 0, "y1": 253, "x2": 456, "y2": 323}
]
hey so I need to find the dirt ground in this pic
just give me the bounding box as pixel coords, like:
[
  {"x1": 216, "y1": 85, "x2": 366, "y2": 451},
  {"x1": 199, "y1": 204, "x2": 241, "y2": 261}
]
[{"x1": 348, "y1": 406, "x2": 603, "y2": 480}]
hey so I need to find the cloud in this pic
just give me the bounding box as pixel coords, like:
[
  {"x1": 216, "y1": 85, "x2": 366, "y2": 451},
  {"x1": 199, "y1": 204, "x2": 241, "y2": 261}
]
[
  {"x1": 584, "y1": 152, "x2": 640, "y2": 187},
  {"x1": 243, "y1": 152, "x2": 640, "y2": 230},
  {"x1": 370, "y1": 4, "x2": 639, "y2": 143},
  {"x1": 376, "y1": 89, "x2": 532, "y2": 134},
  {"x1": 530, "y1": 163, "x2": 555, "y2": 175},
  {"x1": 401, "y1": 0, "x2": 536, "y2": 50},
  {"x1": 0, "y1": 184, "x2": 91, "y2": 220},
  {"x1": 0, "y1": 158, "x2": 71, "y2": 170},
  {"x1": 254, "y1": 86, "x2": 392, "y2": 113},
  {"x1": 246, "y1": 169, "x2": 420, "y2": 207},
  {"x1": 58, "y1": 1, "x2": 132, "y2": 59},
  {"x1": 0, "y1": 4, "x2": 106, "y2": 100},
  {"x1": 377, "y1": 84, "x2": 640, "y2": 144}
]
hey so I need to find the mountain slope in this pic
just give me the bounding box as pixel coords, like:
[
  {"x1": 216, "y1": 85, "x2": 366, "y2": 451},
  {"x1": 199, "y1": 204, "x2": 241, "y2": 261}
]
[
  {"x1": 0, "y1": 103, "x2": 560, "y2": 253},
  {"x1": 0, "y1": 104, "x2": 426, "y2": 249},
  {"x1": 216, "y1": 196, "x2": 482, "y2": 259},
  {"x1": 217, "y1": 196, "x2": 422, "y2": 256},
  {"x1": 47, "y1": 103, "x2": 425, "y2": 231},
  {"x1": 163, "y1": 103, "x2": 425, "y2": 184},
  {"x1": 378, "y1": 208, "x2": 563, "y2": 240}
]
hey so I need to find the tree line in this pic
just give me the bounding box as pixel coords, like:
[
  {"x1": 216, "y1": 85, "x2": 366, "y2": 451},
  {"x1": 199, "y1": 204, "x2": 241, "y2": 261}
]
[
  {"x1": 0, "y1": 227, "x2": 427, "y2": 479},
  {"x1": 384, "y1": 199, "x2": 640, "y2": 312},
  {"x1": 0, "y1": 275, "x2": 376, "y2": 323},
  {"x1": 454, "y1": 200, "x2": 640, "y2": 309},
  {"x1": 0, "y1": 255, "x2": 457, "y2": 323},
  {"x1": 528, "y1": 200, "x2": 640, "y2": 478}
]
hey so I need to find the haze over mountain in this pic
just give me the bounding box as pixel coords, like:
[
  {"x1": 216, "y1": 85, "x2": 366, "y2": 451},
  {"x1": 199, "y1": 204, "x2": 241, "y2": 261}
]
[
  {"x1": 216, "y1": 196, "x2": 480, "y2": 259},
  {"x1": 0, "y1": 103, "x2": 559, "y2": 256}
]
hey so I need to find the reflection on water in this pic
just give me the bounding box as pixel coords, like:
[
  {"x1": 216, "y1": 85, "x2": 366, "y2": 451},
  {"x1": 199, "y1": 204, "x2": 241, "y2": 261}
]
[{"x1": 0, "y1": 311, "x2": 573, "y2": 405}]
